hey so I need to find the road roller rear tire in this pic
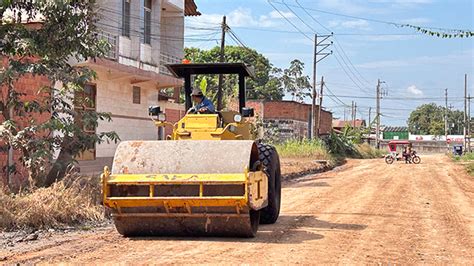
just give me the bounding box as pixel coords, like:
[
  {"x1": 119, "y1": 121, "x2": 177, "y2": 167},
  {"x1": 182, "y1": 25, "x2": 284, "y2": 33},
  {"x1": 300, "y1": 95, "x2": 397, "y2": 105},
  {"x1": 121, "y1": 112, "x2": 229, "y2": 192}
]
[{"x1": 258, "y1": 143, "x2": 281, "y2": 224}]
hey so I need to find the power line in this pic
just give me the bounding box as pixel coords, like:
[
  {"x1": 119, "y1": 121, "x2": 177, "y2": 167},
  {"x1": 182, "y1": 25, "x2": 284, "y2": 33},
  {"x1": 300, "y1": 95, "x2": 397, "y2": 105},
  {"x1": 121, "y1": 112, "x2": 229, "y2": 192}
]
[
  {"x1": 267, "y1": 0, "x2": 312, "y2": 41},
  {"x1": 321, "y1": 94, "x2": 464, "y2": 100},
  {"x1": 98, "y1": 7, "x2": 220, "y2": 30},
  {"x1": 270, "y1": 0, "x2": 472, "y2": 33},
  {"x1": 271, "y1": 0, "x2": 373, "y2": 95},
  {"x1": 291, "y1": 0, "x2": 373, "y2": 87},
  {"x1": 224, "y1": 26, "x2": 423, "y2": 36}
]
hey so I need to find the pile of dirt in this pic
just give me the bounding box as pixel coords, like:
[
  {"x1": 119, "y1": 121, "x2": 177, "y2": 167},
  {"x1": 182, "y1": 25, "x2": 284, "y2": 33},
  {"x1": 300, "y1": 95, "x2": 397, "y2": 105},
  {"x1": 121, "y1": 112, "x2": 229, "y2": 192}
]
[{"x1": 280, "y1": 157, "x2": 336, "y2": 180}]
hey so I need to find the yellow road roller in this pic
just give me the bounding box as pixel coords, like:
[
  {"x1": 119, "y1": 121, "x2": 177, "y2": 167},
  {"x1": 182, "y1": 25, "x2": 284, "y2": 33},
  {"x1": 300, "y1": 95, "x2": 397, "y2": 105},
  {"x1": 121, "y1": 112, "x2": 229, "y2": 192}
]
[{"x1": 101, "y1": 63, "x2": 281, "y2": 237}]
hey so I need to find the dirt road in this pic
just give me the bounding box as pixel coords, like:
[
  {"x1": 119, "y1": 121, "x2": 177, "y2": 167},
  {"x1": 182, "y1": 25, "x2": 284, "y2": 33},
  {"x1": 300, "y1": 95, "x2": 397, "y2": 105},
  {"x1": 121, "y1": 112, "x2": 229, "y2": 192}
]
[{"x1": 3, "y1": 154, "x2": 473, "y2": 264}]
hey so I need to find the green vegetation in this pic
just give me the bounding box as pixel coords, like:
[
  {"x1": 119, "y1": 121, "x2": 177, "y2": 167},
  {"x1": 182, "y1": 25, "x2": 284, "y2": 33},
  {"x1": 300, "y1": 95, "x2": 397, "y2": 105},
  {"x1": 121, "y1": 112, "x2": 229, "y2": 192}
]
[
  {"x1": 184, "y1": 46, "x2": 312, "y2": 106},
  {"x1": 273, "y1": 134, "x2": 383, "y2": 161},
  {"x1": 452, "y1": 153, "x2": 474, "y2": 161},
  {"x1": 355, "y1": 143, "x2": 385, "y2": 159},
  {"x1": 408, "y1": 103, "x2": 464, "y2": 135},
  {"x1": 450, "y1": 153, "x2": 474, "y2": 176},
  {"x1": 274, "y1": 139, "x2": 330, "y2": 160},
  {"x1": 0, "y1": 1, "x2": 118, "y2": 187}
]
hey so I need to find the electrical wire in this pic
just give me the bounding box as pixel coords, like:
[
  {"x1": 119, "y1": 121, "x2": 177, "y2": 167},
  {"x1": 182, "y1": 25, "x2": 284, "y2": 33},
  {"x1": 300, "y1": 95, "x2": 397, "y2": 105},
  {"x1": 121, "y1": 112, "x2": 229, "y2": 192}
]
[
  {"x1": 290, "y1": 0, "x2": 373, "y2": 87},
  {"x1": 269, "y1": 0, "x2": 374, "y2": 95},
  {"x1": 270, "y1": 0, "x2": 472, "y2": 33}
]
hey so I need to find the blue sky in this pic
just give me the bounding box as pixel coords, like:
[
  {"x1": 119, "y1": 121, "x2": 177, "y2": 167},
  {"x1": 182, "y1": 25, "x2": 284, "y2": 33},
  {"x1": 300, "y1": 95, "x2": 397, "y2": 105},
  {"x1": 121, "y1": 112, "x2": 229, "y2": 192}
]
[{"x1": 184, "y1": 0, "x2": 474, "y2": 126}]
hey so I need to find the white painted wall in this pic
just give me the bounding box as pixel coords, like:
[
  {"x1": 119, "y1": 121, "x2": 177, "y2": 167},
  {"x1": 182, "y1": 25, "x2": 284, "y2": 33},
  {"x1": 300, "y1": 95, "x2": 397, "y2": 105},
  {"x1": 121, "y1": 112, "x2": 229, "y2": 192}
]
[{"x1": 94, "y1": 69, "x2": 184, "y2": 158}]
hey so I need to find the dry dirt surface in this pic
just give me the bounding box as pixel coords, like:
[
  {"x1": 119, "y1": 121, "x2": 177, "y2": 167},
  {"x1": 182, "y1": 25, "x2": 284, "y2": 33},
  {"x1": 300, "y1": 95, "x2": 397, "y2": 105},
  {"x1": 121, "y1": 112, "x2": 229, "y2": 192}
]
[{"x1": 2, "y1": 154, "x2": 473, "y2": 264}]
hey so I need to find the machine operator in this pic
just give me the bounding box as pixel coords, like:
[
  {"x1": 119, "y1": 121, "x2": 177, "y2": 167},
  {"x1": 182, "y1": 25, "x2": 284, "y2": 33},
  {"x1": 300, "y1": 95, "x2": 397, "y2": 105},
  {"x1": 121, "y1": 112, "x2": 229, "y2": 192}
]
[{"x1": 187, "y1": 88, "x2": 215, "y2": 114}]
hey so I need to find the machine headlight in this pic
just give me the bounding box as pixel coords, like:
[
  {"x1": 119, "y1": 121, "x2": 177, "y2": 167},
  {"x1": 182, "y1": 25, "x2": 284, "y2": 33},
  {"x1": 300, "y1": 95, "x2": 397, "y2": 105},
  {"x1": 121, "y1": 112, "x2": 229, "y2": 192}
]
[
  {"x1": 158, "y1": 113, "x2": 166, "y2": 122},
  {"x1": 233, "y1": 114, "x2": 242, "y2": 123}
]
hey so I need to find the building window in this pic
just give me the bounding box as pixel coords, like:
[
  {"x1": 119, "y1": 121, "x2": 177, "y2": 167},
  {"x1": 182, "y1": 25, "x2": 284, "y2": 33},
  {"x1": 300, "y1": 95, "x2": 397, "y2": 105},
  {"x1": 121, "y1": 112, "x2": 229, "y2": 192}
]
[
  {"x1": 74, "y1": 84, "x2": 97, "y2": 161},
  {"x1": 144, "y1": 0, "x2": 151, "y2": 44},
  {"x1": 122, "y1": 0, "x2": 130, "y2": 37},
  {"x1": 133, "y1": 86, "x2": 141, "y2": 104}
]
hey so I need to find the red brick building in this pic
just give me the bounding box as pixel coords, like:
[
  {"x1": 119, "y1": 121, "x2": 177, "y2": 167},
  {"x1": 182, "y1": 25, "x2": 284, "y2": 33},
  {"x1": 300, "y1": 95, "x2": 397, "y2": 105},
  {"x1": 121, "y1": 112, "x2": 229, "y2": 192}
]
[
  {"x1": 241, "y1": 100, "x2": 333, "y2": 142},
  {"x1": 0, "y1": 58, "x2": 51, "y2": 185}
]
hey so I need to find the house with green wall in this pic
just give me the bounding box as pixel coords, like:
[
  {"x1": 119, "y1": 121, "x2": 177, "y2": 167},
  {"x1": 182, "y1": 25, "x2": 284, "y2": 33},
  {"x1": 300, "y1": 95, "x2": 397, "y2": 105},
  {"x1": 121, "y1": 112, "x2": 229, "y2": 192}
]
[{"x1": 383, "y1": 126, "x2": 409, "y2": 140}]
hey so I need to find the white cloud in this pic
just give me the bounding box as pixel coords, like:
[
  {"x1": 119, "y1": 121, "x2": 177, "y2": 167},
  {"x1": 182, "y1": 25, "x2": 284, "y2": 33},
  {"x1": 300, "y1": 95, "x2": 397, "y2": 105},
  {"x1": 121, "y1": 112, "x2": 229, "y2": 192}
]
[
  {"x1": 318, "y1": 0, "x2": 384, "y2": 15},
  {"x1": 185, "y1": 7, "x2": 294, "y2": 30},
  {"x1": 364, "y1": 34, "x2": 420, "y2": 42},
  {"x1": 327, "y1": 19, "x2": 371, "y2": 31},
  {"x1": 341, "y1": 19, "x2": 371, "y2": 30},
  {"x1": 406, "y1": 85, "x2": 423, "y2": 96},
  {"x1": 356, "y1": 49, "x2": 473, "y2": 69},
  {"x1": 400, "y1": 17, "x2": 432, "y2": 25},
  {"x1": 268, "y1": 10, "x2": 295, "y2": 19}
]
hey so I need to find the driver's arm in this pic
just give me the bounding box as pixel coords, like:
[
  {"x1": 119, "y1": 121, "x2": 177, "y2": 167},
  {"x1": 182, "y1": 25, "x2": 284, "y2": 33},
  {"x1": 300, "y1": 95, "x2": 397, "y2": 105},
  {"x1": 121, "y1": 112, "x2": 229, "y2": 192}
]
[{"x1": 187, "y1": 107, "x2": 196, "y2": 114}]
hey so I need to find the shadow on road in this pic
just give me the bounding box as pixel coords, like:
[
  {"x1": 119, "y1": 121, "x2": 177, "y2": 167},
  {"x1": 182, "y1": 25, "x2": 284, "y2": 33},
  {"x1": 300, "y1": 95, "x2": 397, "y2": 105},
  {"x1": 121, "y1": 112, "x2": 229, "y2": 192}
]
[
  {"x1": 127, "y1": 215, "x2": 366, "y2": 244},
  {"x1": 287, "y1": 180, "x2": 331, "y2": 188}
]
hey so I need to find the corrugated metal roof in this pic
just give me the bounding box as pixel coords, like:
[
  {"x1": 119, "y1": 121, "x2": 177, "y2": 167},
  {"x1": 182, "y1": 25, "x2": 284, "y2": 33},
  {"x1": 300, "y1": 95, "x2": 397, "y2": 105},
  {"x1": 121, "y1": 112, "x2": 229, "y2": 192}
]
[{"x1": 383, "y1": 126, "x2": 408, "y2": 132}]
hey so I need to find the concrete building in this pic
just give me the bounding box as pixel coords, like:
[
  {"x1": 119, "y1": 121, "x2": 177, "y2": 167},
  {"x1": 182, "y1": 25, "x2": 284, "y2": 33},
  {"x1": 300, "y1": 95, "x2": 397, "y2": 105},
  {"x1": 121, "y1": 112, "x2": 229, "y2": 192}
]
[
  {"x1": 76, "y1": 0, "x2": 201, "y2": 173},
  {"x1": 1, "y1": 0, "x2": 200, "y2": 182}
]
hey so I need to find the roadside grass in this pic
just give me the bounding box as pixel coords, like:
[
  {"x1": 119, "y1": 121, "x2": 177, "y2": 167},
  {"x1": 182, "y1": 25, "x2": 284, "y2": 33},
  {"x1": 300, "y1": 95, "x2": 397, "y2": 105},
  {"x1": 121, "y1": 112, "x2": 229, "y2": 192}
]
[
  {"x1": 0, "y1": 173, "x2": 105, "y2": 231},
  {"x1": 452, "y1": 152, "x2": 474, "y2": 161},
  {"x1": 355, "y1": 143, "x2": 385, "y2": 159},
  {"x1": 450, "y1": 152, "x2": 474, "y2": 176},
  {"x1": 466, "y1": 163, "x2": 474, "y2": 175},
  {"x1": 274, "y1": 139, "x2": 331, "y2": 160},
  {"x1": 274, "y1": 139, "x2": 383, "y2": 160}
]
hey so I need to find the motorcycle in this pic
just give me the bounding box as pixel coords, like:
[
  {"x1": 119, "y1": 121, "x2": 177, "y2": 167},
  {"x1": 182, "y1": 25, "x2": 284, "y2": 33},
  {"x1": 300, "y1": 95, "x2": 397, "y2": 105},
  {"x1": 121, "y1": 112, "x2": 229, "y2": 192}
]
[{"x1": 384, "y1": 140, "x2": 421, "y2": 165}]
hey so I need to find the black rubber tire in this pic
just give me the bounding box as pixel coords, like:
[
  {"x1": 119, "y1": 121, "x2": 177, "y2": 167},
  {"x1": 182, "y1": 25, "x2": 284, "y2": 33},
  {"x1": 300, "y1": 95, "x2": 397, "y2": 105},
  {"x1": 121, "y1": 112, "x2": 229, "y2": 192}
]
[
  {"x1": 412, "y1": 156, "x2": 421, "y2": 164},
  {"x1": 257, "y1": 143, "x2": 281, "y2": 224},
  {"x1": 385, "y1": 156, "x2": 394, "y2": 164}
]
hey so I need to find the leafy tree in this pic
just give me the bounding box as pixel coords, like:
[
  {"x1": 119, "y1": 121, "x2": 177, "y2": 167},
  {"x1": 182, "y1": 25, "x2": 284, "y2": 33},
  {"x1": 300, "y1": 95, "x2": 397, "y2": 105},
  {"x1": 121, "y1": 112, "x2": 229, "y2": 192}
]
[
  {"x1": 0, "y1": 1, "x2": 118, "y2": 187},
  {"x1": 407, "y1": 103, "x2": 464, "y2": 135},
  {"x1": 184, "y1": 46, "x2": 284, "y2": 106},
  {"x1": 281, "y1": 59, "x2": 311, "y2": 102}
]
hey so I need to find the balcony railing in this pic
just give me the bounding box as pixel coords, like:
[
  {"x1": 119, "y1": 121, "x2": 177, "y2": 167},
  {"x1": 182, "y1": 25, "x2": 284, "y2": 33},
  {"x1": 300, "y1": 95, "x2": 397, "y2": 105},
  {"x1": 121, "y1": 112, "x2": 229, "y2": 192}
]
[
  {"x1": 96, "y1": 31, "x2": 183, "y2": 76},
  {"x1": 96, "y1": 31, "x2": 118, "y2": 60},
  {"x1": 160, "y1": 53, "x2": 182, "y2": 75}
]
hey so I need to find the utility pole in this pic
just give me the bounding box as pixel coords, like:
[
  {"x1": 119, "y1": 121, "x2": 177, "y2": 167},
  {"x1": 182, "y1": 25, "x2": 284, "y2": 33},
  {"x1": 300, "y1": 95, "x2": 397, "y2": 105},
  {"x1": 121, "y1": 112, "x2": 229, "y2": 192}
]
[
  {"x1": 310, "y1": 33, "x2": 332, "y2": 139},
  {"x1": 216, "y1": 16, "x2": 226, "y2": 111},
  {"x1": 354, "y1": 102, "x2": 357, "y2": 127},
  {"x1": 469, "y1": 93, "x2": 471, "y2": 152},
  {"x1": 316, "y1": 76, "x2": 324, "y2": 137},
  {"x1": 368, "y1": 107, "x2": 372, "y2": 128},
  {"x1": 445, "y1": 88, "x2": 449, "y2": 151},
  {"x1": 464, "y1": 74, "x2": 468, "y2": 153},
  {"x1": 351, "y1": 101, "x2": 355, "y2": 128},
  {"x1": 376, "y1": 79, "x2": 382, "y2": 149},
  {"x1": 311, "y1": 34, "x2": 317, "y2": 139}
]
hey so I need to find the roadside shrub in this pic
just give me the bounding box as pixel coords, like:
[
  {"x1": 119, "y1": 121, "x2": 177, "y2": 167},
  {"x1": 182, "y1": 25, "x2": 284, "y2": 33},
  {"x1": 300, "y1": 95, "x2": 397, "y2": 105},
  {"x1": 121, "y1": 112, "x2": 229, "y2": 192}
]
[
  {"x1": 324, "y1": 131, "x2": 359, "y2": 157},
  {"x1": 356, "y1": 143, "x2": 385, "y2": 159},
  {"x1": 0, "y1": 173, "x2": 104, "y2": 231},
  {"x1": 274, "y1": 139, "x2": 331, "y2": 159},
  {"x1": 466, "y1": 163, "x2": 474, "y2": 176}
]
